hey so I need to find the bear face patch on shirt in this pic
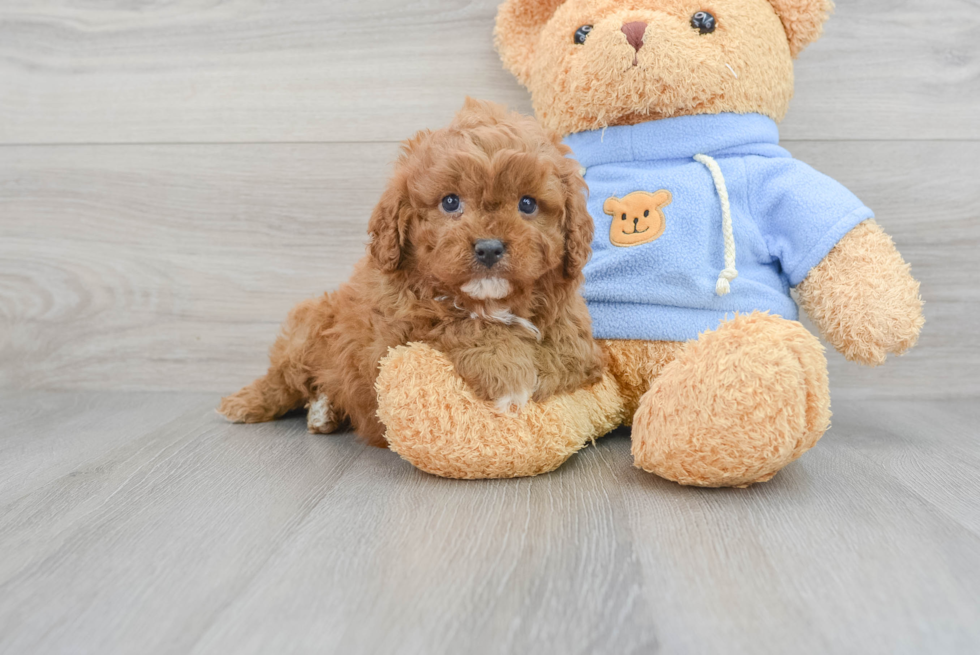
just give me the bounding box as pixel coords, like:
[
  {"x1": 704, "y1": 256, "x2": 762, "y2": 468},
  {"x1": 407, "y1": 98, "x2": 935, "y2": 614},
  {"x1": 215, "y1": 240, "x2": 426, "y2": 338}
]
[{"x1": 604, "y1": 190, "x2": 672, "y2": 247}]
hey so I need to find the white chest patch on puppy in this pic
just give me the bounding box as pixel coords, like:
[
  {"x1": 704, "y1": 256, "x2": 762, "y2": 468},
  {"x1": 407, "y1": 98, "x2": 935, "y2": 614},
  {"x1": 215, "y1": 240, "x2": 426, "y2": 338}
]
[
  {"x1": 307, "y1": 395, "x2": 338, "y2": 435},
  {"x1": 461, "y1": 277, "x2": 511, "y2": 300},
  {"x1": 470, "y1": 307, "x2": 542, "y2": 341}
]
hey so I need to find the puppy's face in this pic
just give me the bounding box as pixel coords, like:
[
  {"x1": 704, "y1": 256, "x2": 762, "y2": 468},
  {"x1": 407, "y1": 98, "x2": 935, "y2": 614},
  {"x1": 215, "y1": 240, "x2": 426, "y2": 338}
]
[{"x1": 368, "y1": 100, "x2": 593, "y2": 307}]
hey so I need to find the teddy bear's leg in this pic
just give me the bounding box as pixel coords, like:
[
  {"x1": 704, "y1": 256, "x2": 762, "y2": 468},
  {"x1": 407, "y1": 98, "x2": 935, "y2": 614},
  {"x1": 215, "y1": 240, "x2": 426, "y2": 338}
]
[
  {"x1": 375, "y1": 342, "x2": 626, "y2": 479},
  {"x1": 631, "y1": 312, "x2": 831, "y2": 488},
  {"x1": 599, "y1": 339, "x2": 686, "y2": 423}
]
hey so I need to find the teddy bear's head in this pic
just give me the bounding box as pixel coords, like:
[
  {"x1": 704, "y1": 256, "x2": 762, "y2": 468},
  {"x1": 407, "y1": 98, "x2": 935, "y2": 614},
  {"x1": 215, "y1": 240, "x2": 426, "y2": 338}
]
[{"x1": 495, "y1": 0, "x2": 833, "y2": 136}]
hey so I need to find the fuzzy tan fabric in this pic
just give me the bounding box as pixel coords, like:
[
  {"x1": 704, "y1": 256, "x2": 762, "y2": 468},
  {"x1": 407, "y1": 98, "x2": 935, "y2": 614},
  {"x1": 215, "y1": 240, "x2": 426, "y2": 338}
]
[
  {"x1": 768, "y1": 0, "x2": 834, "y2": 57},
  {"x1": 798, "y1": 219, "x2": 924, "y2": 366},
  {"x1": 495, "y1": 0, "x2": 833, "y2": 136},
  {"x1": 377, "y1": 343, "x2": 625, "y2": 479},
  {"x1": 599, "y1": 339, "x2": 684, "y2": 423},
  {"x1": 630, "y1": 312, "x2": 831, "y2": 487}
]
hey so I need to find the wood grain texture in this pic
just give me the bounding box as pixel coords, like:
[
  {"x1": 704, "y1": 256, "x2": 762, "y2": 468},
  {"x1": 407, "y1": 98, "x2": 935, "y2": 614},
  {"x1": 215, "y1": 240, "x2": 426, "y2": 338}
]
[
  {"x1": 616, "y1": 404, "x2": 980, "y2": 654},
  {"x1": 0, "y1": 393, "x2": 978, "y2": 654},
  {"x1": 0, "y1": 0, "x2": 977, "y2": 144},
  {"x1": 2, "y1": 140, "x2": 976, "y2": 396},
  {"x1": 0, "y1": 393, "x2": 369, "y2": 653},
  {"x1": 0, "y1": 391, "x2": 205, "y2": 506},
  {"x1": 1, "y1": 2, "x2": 977, "y2": 653}
]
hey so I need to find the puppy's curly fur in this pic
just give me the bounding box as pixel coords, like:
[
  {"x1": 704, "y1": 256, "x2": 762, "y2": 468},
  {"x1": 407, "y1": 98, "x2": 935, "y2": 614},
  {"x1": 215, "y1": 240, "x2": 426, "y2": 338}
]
[{"x1": 220, "y1": 99, "x2": 603, "y2": 446}]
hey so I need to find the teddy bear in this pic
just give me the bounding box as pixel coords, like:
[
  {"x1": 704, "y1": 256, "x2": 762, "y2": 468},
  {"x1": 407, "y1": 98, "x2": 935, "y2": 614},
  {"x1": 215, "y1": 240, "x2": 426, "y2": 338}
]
[{"x1": 374, "y1": 0, "x2": 924, "y2": 487}]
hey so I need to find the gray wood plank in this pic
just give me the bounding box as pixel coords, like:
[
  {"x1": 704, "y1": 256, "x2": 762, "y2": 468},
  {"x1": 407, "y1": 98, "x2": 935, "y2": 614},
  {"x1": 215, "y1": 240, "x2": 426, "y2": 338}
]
[
  {"x1": 0, "y1": 0, "x2": 976, "y2": 144},
  {"x1": 0, "y1": 141, "x2": 395, "y2": 391},
  {"x1": 191, "y1": 436, "x2": 659, "y2": 655},
  {"x1": 0, "y1": 391, "x2": 206, "y2": 505},
  {"x1": 0, "y1": 396, "x2": 368, "y2": 653},
  {"x1": 828, "y1": 399, "x2": 980, "y2": 538},
  {"x1": 2, "y1": 394, "x2": 976, "y2": 654},
  {"x1": 2, "y1": 140, "x2": 976, "y2": 397},
  {"x1": 616, "y1": 451, "x2": 980, "y2": 654}
]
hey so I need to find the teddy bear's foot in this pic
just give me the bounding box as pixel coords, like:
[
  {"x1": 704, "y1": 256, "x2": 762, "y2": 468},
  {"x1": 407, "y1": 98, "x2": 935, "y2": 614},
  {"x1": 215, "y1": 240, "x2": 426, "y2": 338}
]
[
  {"x1": 376, "y1": 342, "x2": 626, "y2": 479},
  {"x1": 631, "y1": 312, "x2": 831, "y2": 488}
]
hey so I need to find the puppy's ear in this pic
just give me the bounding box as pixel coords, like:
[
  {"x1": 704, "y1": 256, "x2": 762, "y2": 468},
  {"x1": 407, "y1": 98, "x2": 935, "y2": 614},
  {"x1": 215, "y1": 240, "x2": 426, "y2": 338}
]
[
  {"x1": 456, "y1": 97, "x2": 510, "y2": 126},
  {"x1": 767, "y1": 0, "x2": 834, "y2": 57},
  {"x1": 495, "y1": 0, "x2": 568, "y2": 85},
  {"x1": 369, "y1": 130, "x2": 432, "y2": 272},
  {"x1": 367, "y1": 180, "x2": 408, "y2": 273},
  {"x1": 562, "y1": 167, "x2": 594, "y2": 279}
]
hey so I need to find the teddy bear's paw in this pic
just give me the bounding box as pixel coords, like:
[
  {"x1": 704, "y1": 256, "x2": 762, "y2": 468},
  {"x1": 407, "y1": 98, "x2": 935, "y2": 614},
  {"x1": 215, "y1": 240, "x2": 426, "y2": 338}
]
[
  {"x1": 375, "y1": 342, "x2": 625, "y2": 479},
  {"x1": 631, "y1": 312, "x2": 831, "y2": 488},
  {"x1": 798, "y1": 219, "x2": 925, "y2": 367}
]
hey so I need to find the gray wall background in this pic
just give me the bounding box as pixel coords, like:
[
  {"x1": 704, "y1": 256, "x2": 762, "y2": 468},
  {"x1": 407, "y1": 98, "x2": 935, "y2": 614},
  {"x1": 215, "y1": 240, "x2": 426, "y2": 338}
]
[{"x1": 1, "y1": 0, "x2": 977, "y2": 399}]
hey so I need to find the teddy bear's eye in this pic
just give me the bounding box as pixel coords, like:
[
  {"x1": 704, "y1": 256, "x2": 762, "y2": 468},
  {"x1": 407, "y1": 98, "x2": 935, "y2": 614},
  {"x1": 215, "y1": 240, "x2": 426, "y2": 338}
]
[
  {"x1": 574, "y1": 25, "x2": 593, "y2": 45},
  {"x1": 691, "y1": 11, "x2": 717, "y2": 34}
]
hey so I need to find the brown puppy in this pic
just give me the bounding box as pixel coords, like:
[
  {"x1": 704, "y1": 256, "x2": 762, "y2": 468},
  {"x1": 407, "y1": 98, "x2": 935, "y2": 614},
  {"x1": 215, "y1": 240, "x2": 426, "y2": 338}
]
[{"x1": 219, "y1": 99, "x2": 603, "y2": 447}]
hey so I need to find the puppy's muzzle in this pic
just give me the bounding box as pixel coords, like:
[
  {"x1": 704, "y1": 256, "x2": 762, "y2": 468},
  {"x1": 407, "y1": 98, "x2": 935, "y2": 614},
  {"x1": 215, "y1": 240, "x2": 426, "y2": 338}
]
[{"x1": 474, "y1": 239, "x2": 506, "y2": 268}]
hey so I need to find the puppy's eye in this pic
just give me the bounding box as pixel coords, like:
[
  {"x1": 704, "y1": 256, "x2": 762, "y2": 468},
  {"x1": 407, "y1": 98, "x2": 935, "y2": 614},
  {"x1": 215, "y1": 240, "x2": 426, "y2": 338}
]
[
  {"x1": 691, "y1": 11, "x2": 716, "y2": 34},
  {"x1": 518, "y1": 196, "x2": 538, "y2": 216},
  {"x1": 441, "y1": 194, "x2": 462, "y2": 214},
  {"x1": 573, "y1": 25, "x2": 593, "y2": 45}
]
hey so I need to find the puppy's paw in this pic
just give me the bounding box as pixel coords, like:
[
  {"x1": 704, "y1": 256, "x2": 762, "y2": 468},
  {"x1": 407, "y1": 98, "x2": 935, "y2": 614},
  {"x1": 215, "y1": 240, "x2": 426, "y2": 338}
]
[
  {"x1": 532, "y1": 362, "x2": 602, "y2": 404},
  {"x1": 449, "y1": 346, "x2": 538, "y2": 414},
  {"x1": 493, "y1": 387, "x2": 534, "y2": 415},
  {"x1": 219, "y1": 388, "x2": 270, "y2": 424},
  {"x1": 531, "y1": 373, "x2": 562, "y2": 404},
  {"x1": 306, "y1": 394, "x2": 339, "y2": 434}
]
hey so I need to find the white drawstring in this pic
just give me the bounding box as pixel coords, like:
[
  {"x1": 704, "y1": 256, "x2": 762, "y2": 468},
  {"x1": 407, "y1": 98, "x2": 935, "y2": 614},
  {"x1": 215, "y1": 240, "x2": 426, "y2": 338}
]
[{"x1": 694, "y1": 154, "x2": 738, "y2": 296}]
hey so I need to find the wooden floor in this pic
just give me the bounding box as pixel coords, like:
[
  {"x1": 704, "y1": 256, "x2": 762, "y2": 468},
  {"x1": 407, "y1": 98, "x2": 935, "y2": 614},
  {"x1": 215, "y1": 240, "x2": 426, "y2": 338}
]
[
  {"x1": 2, "y1": 0, "x2": 980, "y2": 652},
  {"x1": 0, "y1": 393, "x2": 978, "y2": 654}
]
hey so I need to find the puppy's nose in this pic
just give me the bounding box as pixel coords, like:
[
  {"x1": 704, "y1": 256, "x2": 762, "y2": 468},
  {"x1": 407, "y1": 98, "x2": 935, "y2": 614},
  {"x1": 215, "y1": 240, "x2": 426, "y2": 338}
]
[
  {"x1": 621, "y1": 21, "x2": 647, "y2": 52},
  {"x1": 474, "y1": 239, "x2": 506, "y2": 268}
]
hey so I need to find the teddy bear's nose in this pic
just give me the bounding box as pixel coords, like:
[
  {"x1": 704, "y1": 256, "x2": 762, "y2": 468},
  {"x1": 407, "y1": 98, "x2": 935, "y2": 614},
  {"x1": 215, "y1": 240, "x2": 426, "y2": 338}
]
[{"x1": 621, "y1": 21, "x2": 648, "y2": 52}]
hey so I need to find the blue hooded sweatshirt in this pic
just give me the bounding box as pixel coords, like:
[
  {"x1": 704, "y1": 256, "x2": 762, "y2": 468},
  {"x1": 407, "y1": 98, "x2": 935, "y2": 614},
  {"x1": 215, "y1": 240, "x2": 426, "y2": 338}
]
[{"x1": 564, "y1": 113, "x2": 874, "y2": 342}]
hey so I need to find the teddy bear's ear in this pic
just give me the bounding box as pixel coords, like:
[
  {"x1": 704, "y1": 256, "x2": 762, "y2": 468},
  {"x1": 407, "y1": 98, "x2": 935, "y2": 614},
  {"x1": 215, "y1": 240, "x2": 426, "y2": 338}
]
[
  {"x1": 767, "y1": 0, "x2": 834, "y2": 58},
  {"x1": 495, "y1": 0, "x2": 568, "y2": 84},
  {"x1": 603, "y1": 197, "x2": 622, "y2": 216}
]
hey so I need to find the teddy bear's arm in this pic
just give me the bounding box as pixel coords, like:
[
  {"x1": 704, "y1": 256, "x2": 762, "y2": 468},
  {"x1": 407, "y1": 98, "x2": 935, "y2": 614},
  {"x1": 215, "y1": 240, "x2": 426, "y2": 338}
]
[
  {"x1": 376, "y1": 342, "x2": 626, "y2": 479},
  {"x1": 797, "y1": 219, "x2": 924, "y2": 367}
]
